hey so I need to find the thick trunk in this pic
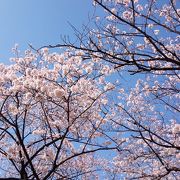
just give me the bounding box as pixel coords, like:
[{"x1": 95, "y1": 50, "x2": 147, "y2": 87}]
[{"x1": 20, "y1": 167, "x2": 28, "y2": 180}]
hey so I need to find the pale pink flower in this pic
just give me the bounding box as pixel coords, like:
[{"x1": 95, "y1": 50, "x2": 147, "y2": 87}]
[
  {"x1": 71, "y1": 85, "x2": 79, "y2": 93},
  {"x1": 104, "y1": 82, "x2": 115, "y2": 91},
  {"x1": 33, "y1": 129, "x2": 46, "y2": 135},
  {"x1": 101, "y1": 98, "x2": 108, "y2": 105},
  {"x1": 9, "y1": 104, "x2": 19, "y2": 115},
  {"x1": 136, "y1": 4, "x2": 143, "y2": 11},
  {"x1": 136, "y1": 44, "x2": 145, "y2": 50},
  {"x1": 25, "y1": 92, "x2": 32, "y2": 100},
  {"x1": 54, "y1": 88, "x2": 64, "y2": 98},
  {"x1": 172, "y1": 124, "x2": 180, "y2": 134},
  {"x1": 122, "y1": 11, "x2": 132, "y2": 20}
]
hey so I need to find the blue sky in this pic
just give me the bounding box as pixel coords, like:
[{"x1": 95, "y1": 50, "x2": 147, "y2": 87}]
[{"x1": 0, "y1": 0, "x2": 93, "y2": 62}]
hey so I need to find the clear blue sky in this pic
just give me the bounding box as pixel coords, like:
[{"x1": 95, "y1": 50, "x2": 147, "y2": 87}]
[{"x1": 0, "y1": 0, "x2": 94, "y2": 62}]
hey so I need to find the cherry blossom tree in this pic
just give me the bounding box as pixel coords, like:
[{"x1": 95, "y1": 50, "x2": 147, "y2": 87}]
[
  {"x1": 110, "y1": 73, "x2": 180, "y2": 179},
  {"x1": 38, "y1": 0, "x2": 180, "y2": 179},
  {"x1": 47, "y1": 0, "x2": 180, "y2": 74},
  {"x1": 0, "y1": 47, "x2": 121, "y2": 179},
  {"x1": 0, "y1": 0, "x2": 179, "y2": 179},
  {"x1": 0, "y1": 47, "x2": 179, "y2": 179}
]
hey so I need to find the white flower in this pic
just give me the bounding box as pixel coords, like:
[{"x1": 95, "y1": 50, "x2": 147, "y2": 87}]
[
  {"x1": 71, "y1": 85, "x2": 79, "y2": 93},
  {"x1": 40, "y1": 86, "x2": 47, "y2": 92},
  {"x1": 177, "y1": 9, "x2": 180, "y2": 16},
  {"x1": 136, "y1": 4, "x2": 143, "y2": 11},
  {"x1": 96, "y1": 16, "x2": 100, "y2": 21},
  {"x1": 54, "y1": 63, "x2": 61, "y2": 71},
  {"x1": 74, "y1": 56, "x2": 82, "y2": 66},
  {"x1": 111, "y1": 8, "x2": 117, "y2": 14},
  {"x1": 101, "y1": 65, "x2": 111, "y2": 75},
  {"x1": 119, "y1": 88, "x2": 124, "y2": 93},
  {"x1": 85, "y1": 66, "x2": 93, "y2": 74},
  {"x1": 101, "y1": 98, "x2": 108, "y2": 105},
  {"x1": 33, "y1": 129, "x2": 46, "y2": 135},
  {"x1": 154, "y1": 30, "x2": 159, "y2": 35},
  {"x1": 42, "y1": 48, "x2": 49, "y2": 54},
  {"x1": 120, "y1": 0, "x2": 130, "y2": 6},
  {"x1": 136, "y1": 44, "x2": 144, "y2": 50},
  {"x1": 144, "y1": 37, "x2": 150, "y2": 44},
  {"x1": 104, "y1": 82, "x2": 115, "y2": 91},
  {"x1": 0, "y1": 76, "x2": 4, "y2": 83},
  {"x1": 25, "y1": 68, "x2": 31, "y2": 76},
  {"x1": 122, "y1": 11, "x2": 132, "y2": 20},
  {"x1": 54, "y1": 88, "x2": 64, "y2": 98},
  {"x1": 25, "y1": 92, "x2": 32, "y2": 99},
  {"x1": 9, "y1": 104, "x2": 19, "y2": 115},
  {"x1": 99, "y1": 76, "x2": 105, "y2": 84},
  {"x1": 172, "y1": 124, "x2": 180, "y2": 134},
  {"x1": 176, "y1": 153, "x2": 180, "y2": 159},
  {"x1": 76, "y1": 50, "x2": 84, "y2": 56},
  {"x1": 148, "y1": 24, "x2": 154, "y2": 28},
  {"x1": 62, "y1": 65, "x2": 69, "y2": 76}
]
